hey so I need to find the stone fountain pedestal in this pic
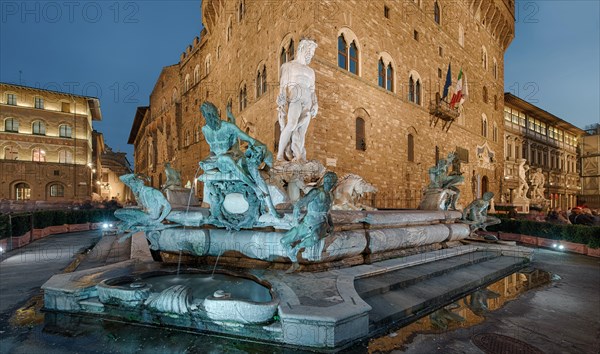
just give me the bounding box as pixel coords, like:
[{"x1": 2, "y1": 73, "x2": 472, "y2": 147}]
[
  {"x1": 42, "y1": 228, "x2": 533, "y2": 350},
  {"x1": 151, "y1": 209, "x2": 470, "y2": 270}
]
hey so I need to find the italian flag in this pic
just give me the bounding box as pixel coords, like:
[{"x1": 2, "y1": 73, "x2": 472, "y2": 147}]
[{"x1": 450, "y1": 69, "x2": 464, "y2": 108}]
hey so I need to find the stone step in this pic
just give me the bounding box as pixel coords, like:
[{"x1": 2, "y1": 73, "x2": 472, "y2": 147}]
[
  {"x1": 355, "y1": 250, "x2": 501, "y2": 299},
  {"x1": 358, "y1": 254, "x2": 528, "y2": 334},
  {"x1": 77, "y1": 233, "x2": 132, "y2": 270}
]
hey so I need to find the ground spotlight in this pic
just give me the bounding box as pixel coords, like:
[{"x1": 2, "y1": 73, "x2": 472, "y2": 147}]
[
  {"x1": 552, "y1": 243, "x2": 558, "y2": 248},
  {"x1": 102, "y1": 223, "x2": 109, "y2": 229},
  {"x1": 0, "y1": 246, "x2": 4, "y2": 253},
  {"x1": 558, "y1": 245, "x2": 565, "y2": 250},
  {"x1": 109, "y1": 224, "x2": 114, "y2": 228}
]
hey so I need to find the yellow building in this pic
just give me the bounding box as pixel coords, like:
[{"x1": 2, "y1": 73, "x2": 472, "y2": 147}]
[
  {"x1": 0, "y1": 82, "x2": 101, "y2": 202},
  {"x1": 130, "y1": 0, "x2": 515, "y2": 208},
  {"x1": 502, "y1": 93, "x2": 585, "y2": 209}
]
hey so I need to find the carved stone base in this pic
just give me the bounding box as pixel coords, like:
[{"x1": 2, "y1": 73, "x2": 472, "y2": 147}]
[
  {"x1": 511, "y1": 197, "x2": 530, "y2": 214},
  {"x1": 419, "y1": 188, "x2": 456, "y2": 211},
  {"x1": 165, "y1": 188, "x2": 198, "y2": 207},
  {"x1": 270, "y1": 160, "x2": 326, "y2": 203}
]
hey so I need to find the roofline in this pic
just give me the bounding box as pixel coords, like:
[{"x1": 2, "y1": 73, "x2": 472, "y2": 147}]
[
  {"x1": 504, "y1": 92, "x2": 587, "y2": 135},
  {"x1": 128, "y1": 106, "x2": 149, "y2": 144},
  {"x1": 0, "y1": 81, "x2": 99, "y2": 100},
  {"x1": 1, "y1": 81, "x2": 102, "y2": 121}
]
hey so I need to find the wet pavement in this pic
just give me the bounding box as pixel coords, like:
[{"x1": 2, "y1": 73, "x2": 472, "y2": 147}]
[
  {"x1": 391, "y1": 249, "x2": 600, "y2": 354},
  {"x1": 0, "y1": 230, "x2": 598, "y2": 353}
]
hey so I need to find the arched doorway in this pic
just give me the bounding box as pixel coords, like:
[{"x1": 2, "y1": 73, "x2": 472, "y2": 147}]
[
  {"x1": 481, "y1": 176, "x2": 489, "y2": 195},
  {"x1": 15, "y1": 183, "x2": 31, "y2": 200}
]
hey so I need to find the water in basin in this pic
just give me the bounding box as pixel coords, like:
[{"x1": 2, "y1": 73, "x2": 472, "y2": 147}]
[{"x1": 135, "y1": 273, "x2": 272, "y2": 303}]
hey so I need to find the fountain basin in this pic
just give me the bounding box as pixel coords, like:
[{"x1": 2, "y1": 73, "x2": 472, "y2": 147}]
[
  {"x1": 97, "y1": 276, "x2": 152, "y2": 307},
  {"x1": 94, "y1": 270, "x2": 278, "y2": 325}
]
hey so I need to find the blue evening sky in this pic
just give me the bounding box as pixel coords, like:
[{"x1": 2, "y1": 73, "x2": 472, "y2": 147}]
[
  {"x1": 504, "y1": 0, "x2": 599, "y2": 131},
  {"x1": 1, "y1": 1, "x2": 598, "y2": 162}
]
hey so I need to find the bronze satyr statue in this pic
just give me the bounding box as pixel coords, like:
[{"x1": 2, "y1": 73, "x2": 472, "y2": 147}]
[{"x1": 280, "y1": 171, "x2": 337, "y2": 272}]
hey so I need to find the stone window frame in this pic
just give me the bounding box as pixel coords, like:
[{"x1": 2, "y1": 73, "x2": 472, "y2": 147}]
[
  {"x1": 481, "y1": 46, "x2": 488, "y2": 70},
  {"x1": 458, "y1": 23, "x2": 464, "y2": 47},
  {"x1": 482, "y1": 86, "x2": 488, "y2": 104},
  {"x1": 184, "y1": 74, "x2": 190, "y2": 92},
  {"x1": 32, "y1": 146, "x2": 46, "y2": 162},
  {"x1": 205, "y1": 55, "x2": 212, "y2": 76},
  {"x1": 256, "y1": 62, "x2": 268, "y2": 98},
  {"x1": 408, "y1": 70, "x2": 423, "y2": 105},
  {"x1": 172, "y1": 87, "x2": 179, "y2": 104},
  {"x1": 14, "y1": 182, "x2": 31, "y2": 200},
  {"x1": 481, "y1": 113, "x2": 488, "y2": 138},
  {"x1": 194, "y1": 65, "x2": 200, "y2": 84},
  {"x1": 355, "y1": 117, "x2": 366, "y2": 151},
  {"x1": 493, "y1": 122, "x2": 498, "y2": 142},
  {"x1": 433, "y1": 1, "x2": 441, "y2": 25},
  {"x1": 49, "y1": 183, "x2": 65, "y2": 197},
  {"x1": 59, "y1": 123, "x2": 72, "y2": 138},
  {"x1": 493, "y1": 58, "x2": 498, "y2": 79},
  {"x1": 407, "y1": 133, "x2": 415, "y2": 162},
  {"x1": 237, "y1": 0, "x2": 245, "y2": 22},
  {"x1": 34, "y1": 96, "x2": 44, "y2": 109},
  {"x1": 148, "y1": 138, "x2": 154, "y2": 169},
  {"x1": 6, "y1": 92, "x2": 17, "y2": 105},
  {"x1": 377, "y1": 52, "x2": 396, "y2": 93},
  {"x1": 4, "y1": 117, "x2": 19, "y2": 132},
  {"x1": 185, "y1": 129, "x2": 191, "y2": 146},
  {"x1": 32, "y1": 120, "x2": 46, "y2": 135},
  {"x1": 279, "y1": 36, "x2": 295, "y2": 67},
  {"x1": 337, "y1": 28, "x2": 361, "y2": 76},
  {"x1": 239, "y1": 83, "x2": 247, "y2": 111},
  {"x1": 59, "y1": 100, "x2": 71, "y2": 113},
  {"x1": 3, "y1": 145, "x2": 19, "y2": 160},
  {"x1": 58, "y1": 149, "x2": 73, "y2": 164},
  {"x1": 226, "y1": 16, "x2": 233, "y2": 43},
  {"x1": 384, "y1": 5, "x2": 390, "y2": 18},
  {"x1": 353, "y1": 107, "x2": 370, "y2": 152}
]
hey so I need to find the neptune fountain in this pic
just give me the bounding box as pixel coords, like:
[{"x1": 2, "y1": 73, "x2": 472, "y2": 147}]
[{"x1": 41, "y1": 39, "x2": 529, "y2": 350}]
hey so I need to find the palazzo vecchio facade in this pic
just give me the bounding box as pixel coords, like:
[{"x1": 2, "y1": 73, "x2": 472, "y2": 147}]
[{"x1": 129, "y1": 0, "x2": 515, "y2": 208}]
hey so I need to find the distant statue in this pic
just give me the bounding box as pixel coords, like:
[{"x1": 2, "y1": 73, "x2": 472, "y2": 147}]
[
  {"x1": 162, "y1": 162, "x2": 182, "y2": 190},
  {"x1": 461, "y1": 192, "x2": 500, "y2": 232},
  {"x1": 277, "y1": 39, "x2": 318, "y2": 162},
  {"x1": 199, "y1": 102, "x2": 280, "y2": 219},
  {"x1": 426, "y1": 152, "x2": 464, "y2": 210},
  {"x1": 280, "y1": 171, "x2": 337, "y2": 272},
  {"x1": 529, "y1": 168, "x2": 545, "y2": 200},
  {"x1": 516, "y1": 159, "x2": 529, "y2": 199},
  {"x1": 332, "y1": 174, "x2": 377, "y2": 211},
  {"x1": 114, "y1": 174, "x2": 172, "y2": 232}
]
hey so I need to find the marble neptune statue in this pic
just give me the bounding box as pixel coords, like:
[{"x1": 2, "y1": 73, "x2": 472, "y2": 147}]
[{"x1": 277, "y1": 39, "x2": 318, "y2": 162}]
